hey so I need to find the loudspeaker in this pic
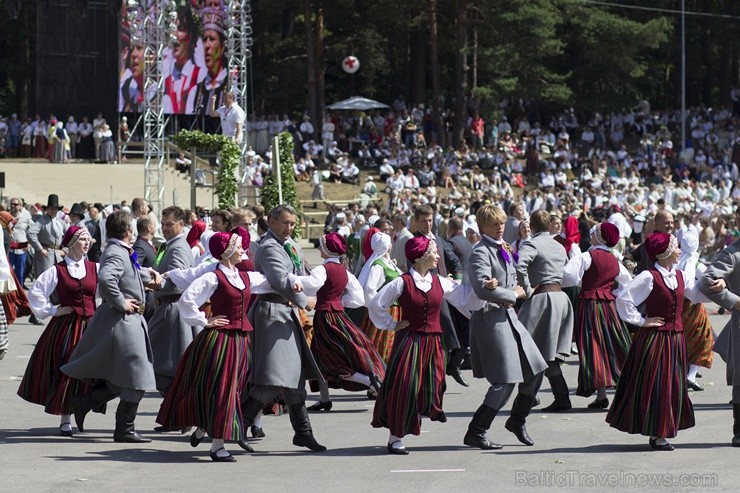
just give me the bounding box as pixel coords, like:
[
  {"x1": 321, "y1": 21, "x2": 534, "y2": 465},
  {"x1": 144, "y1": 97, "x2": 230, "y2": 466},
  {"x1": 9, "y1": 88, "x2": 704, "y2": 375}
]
[{"x1": 0, "y1": 172, "x2": 5, "y2": 188}]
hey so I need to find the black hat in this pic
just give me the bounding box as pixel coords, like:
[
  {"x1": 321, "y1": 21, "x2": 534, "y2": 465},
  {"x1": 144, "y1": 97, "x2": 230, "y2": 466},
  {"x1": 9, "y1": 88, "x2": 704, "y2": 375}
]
[
  {"x1": 69, "y1": 203, "x2": 85, "y2": 217},
  {"x1": 46, "y1": 194, "x2": 62, "y2": 209},
  {"x1": 94, "y1": 202, "x2": 105, "y2": 211}
]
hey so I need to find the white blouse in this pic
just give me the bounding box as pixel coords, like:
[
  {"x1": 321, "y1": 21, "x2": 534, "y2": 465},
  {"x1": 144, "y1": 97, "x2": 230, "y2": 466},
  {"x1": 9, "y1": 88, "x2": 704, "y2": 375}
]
[
  {"x1": 289, "y1": 258, "x2": 365, "y2": 309},
  {"x1": 177, "y1": 264, "x2": 273, "y2": 327},
  {"x1": 166, "y1": 261, "x2": 218, "y2": 290},
  {"x1": 562, "y1": 245, "x2": 632, "y2": 289},
  {"x1": 365, "y1": 259, "x2": 400, "y2": 302},
  {"x1": 369, "y1": 268, "x2": 486, "y2": 331},
  {"x1": 616, "y1": 263, "x2": 711, "y2": 327},
  {"x1": 29, "y1": 256, "x2": 99, "y2": 319}
]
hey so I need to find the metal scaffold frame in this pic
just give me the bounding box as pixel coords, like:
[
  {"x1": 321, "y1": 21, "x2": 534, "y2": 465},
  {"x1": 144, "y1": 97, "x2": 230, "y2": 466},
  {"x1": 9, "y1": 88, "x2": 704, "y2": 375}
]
[
  {"x1": 225, "y1": 0, "x2": 255, "y2": 205},
  {"x1": 142, "y1": 0, "x2": 168, "y2": 216}
]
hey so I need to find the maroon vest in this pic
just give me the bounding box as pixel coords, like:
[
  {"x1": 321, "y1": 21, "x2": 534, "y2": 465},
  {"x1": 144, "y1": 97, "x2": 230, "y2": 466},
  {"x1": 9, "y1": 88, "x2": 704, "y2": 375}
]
[
  {"x1": 315, "y1": 262, "x2": 348, "y2": 312},
  {"x1": 397, "y1": 272, "x2": 443, "y2": 334},
  {"x1": 644, "y1": 268, "x2": 684, "y2": 332},
  {"x1": 55, "y1": 259, "x2": 97, "y2": 317},
  {"x1": 209, "y1": 268, "x2": 253, "y2": 332},
  {"x1": 580, "y1": 249, "x2": 619, "y2": 300}
]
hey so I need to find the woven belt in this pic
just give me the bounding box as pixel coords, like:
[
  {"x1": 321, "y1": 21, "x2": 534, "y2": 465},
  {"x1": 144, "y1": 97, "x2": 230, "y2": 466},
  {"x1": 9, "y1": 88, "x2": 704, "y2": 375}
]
[
  {"x1": 533, "y1": 284, "x2": 562, "y2": 295},
  {"x1": 42, "y1": 244, "x2": 61, "y2": 249},
  {"x1": 137, "y1": 303, "x2": 146, "y2": 314},
  {"x1": 260, "y1": 294, "x2": 293, "y2": 306}
]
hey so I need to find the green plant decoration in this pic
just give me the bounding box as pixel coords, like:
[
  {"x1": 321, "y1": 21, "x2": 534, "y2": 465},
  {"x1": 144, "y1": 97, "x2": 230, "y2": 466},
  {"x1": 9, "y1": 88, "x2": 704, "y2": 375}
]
[
  {"x1": 173, "y1": 130, "x2": 239, "y2": 209},
  {"x1": 261, "y1": 131, "x2": 302, "y2": 238}
]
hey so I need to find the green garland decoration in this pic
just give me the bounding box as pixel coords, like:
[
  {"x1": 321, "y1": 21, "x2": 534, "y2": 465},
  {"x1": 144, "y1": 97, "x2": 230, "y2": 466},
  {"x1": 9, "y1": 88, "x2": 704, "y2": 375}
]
[
  {"x1": 261, "y1": 131, "x2": 302, "y2": 239},
  {"x1": 173, "y1": 130, "x2": 239, "y2": 209}
]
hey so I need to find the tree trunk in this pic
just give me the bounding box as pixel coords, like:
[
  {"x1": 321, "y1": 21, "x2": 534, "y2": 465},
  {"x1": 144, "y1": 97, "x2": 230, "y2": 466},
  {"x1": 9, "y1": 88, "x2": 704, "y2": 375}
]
[
  {"x1": 452, "y1": 0, "x2": 468, "y2": 150},
  {"x1": 303, "y1": 0, "x2": 318, "y2": 139},
  {"x1": 409, "y1": 25, "x2": 426, "y2": 106},
  {"x1": 429, "y1": 0, "x2": 444, "y2": 147}
]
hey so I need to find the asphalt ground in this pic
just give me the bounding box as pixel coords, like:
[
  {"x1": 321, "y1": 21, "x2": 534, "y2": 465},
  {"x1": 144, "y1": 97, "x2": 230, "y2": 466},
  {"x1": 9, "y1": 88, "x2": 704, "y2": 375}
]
[{"x1": 0, "y1": 249, "x2": 738, "y2": 492}]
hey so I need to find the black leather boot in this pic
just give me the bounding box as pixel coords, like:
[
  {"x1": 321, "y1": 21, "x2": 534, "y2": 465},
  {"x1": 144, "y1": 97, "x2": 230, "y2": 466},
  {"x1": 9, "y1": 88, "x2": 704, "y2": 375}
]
[
  {"x1": 237, "y1": 398, "x2": 265, "y2": 452},
  {"x1": 505, "y1": 394, "x2": 537, "y2": 446},
  {"x1": 113, "y1": 401, "x2": 151, "y2": 443},
  {"x1": 463, "y1": 405, "x2": 502, "y2": 450},
  {"x1": 446, "y1": 348, "x2": 469, "y2": 387},
  {"x1": 71, "y1": 384, "x2": 118, "y2": 432},
  {"x1": 541, "y1": 375, "x2": 572, "y2": 412},
  {"x1": 733, "y1": 404, "x2": 740, "y2": 447},
  {"x1": 288, "y1": 403, "x2": 327, "y2": 451}
]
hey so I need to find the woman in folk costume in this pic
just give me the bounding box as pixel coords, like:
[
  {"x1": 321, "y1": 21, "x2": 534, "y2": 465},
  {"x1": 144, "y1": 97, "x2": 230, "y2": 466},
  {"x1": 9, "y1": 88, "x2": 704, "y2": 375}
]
[
  {"x1": 562, "y1": 222, "x2": 632, "y2": 409},
  {"x1": 156, "y1": 231, "x2": 279, "y2": 462},
  {"x1": 291, "y1": 232, "x2": 385, "y2": 411},
  {"x1": 0, "y1": 211, "x2": 32, "y2": 325},
  {"x1": 17, "y1": 226, "x2": 99, "y2": 436},
  {"x1": 358, "y1": 232, "x2": 402, "y2": 364},
  {"x1": 186, "y1": 220, "x2": 207, "y2": 260},
  {"x1": 676, "y1": 233, "x2": 715, "y2": 391},
  {"x1": 609, "y1": 232, "x2": 718, "y2": 451},
  {"x1": 368, "y1": 235, "x2": 490, "y2": 454},
  {"x1": 0, "y1": 225, "x2": 12, "y2": 360}
]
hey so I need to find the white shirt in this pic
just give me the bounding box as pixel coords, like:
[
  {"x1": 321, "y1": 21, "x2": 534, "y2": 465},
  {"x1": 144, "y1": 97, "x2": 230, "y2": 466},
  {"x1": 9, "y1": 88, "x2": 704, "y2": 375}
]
[
  {"x1": 289, "y1": 258, "x2": 365, "y2": 309},
  {"x1": 217, "y1": 103, "x2": 246, "y2": 143},
  {"x1": 615, "y1": 263, "x2": 710, "y2": 327},
  {"x1": 365, "y1": 258, "x2": 401, "y2": 302},
  {"x1": 177, "y1": 264, "x2": 273, "y2": 327},
  {"x1": 368, "y1": 268, "x2": 485, "y2": 331},
  {"x1": 29, "y1": 256, "x2": 99, "y2": 319},
  {"x1": 562, "y1": 246, "x2": 632, "y2": 289}
]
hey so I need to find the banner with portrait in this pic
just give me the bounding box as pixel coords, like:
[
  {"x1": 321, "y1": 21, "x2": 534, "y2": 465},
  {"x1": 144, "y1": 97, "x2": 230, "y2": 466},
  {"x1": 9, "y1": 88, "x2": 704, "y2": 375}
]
[{"x1": 118, "y1": 0, "x2": 230, "y2": 115}]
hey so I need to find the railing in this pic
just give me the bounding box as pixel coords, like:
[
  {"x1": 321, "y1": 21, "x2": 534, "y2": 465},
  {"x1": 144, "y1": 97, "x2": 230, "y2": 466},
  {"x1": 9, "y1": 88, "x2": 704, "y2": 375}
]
[{"x1": 298, "y1": 198, "x2": 362, "y2": 240}]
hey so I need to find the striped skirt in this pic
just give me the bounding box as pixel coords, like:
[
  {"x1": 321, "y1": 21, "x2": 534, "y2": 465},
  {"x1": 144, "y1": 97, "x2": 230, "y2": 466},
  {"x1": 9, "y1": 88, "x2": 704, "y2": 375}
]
[
  {"x1": 17, "y1": 313, "x2": 92, "y2": 415},
  {"x1": 361, "y1": 305, "x2": 401, "y2": 364},
  {"x1": 156, "y1": 329, "x2": 251, "y2": 441},
  {"x1": 682, "y1": 301, "x2": 714, "y2": 369},
  {"x1": 575, "y1": 299, "x2": 632, "y2": 397},
  {"x1": 606, "y1": 328, "x2": 694, "y2": 438},
  {"x1": 311, "y1": 310, "x2": 386, "y2": 391},
  {"x1": 372, "y1": 331, "x2": 446, "y2": 438}
]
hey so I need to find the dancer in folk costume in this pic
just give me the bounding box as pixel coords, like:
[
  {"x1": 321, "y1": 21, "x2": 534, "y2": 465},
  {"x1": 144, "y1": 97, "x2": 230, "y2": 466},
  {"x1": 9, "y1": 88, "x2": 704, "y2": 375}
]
[
  {"x1": 61, "y1": 211, "x2": 158, "y2": 443},
  {"x1": 609, "y1": 232, "x2": 719, "y2": 451},
  {"x1": 515, "y1": 210, "x2": 575, "y2": 412},
  {"x1": 291, "y1": 233, "x2": 383, "y2": 410},
  {"x1": 17, "y1": 226, "x2": 99, "y2": 436},
  {"x1": 562, "y1": 222, "x2": 632, "y2": 409},
  {"x1": 369, "y1": 235, "x2": 489, "y2": 454},
  {"x1": 156, "y1": 232, "x2": 280, "y2": 462},
  {"x1": 0, "y1": 226, "x2": 13, "y2": 360},
  {"x1": 463, "y1": 205, "x2": 548, "y2": 450},
  {"x1": 676, "y1": 233, "x2": 714, "y2": 392},
  {"x1": 358, "y1": 232, "x2": 402, "y2": 364}
]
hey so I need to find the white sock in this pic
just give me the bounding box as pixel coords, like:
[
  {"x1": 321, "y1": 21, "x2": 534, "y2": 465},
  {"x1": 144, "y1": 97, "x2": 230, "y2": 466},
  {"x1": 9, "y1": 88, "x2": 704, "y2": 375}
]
[
  {"x1": 253, "y1": 411, "x2": 262, "y2": 428},
  {"x1": 597, "y1": 387, "x2": 607, "y2": 400},
  {"x1": 210, "y1": 438, "x2": 229, "y2": 456},
  {"x1": 687, "y1": 364, "x2": 700, "y2": 382},
  {"x1": 346, "y1": 372, "x2": 371, "y2": 387},
  {"x1": 651, "y1": 436, "x2": 669, "y2": 446},
  {"x1": 194, "y1": 427, "x2": 206, "y2": 439},
  {"x1": 389, "y1": 434, "x2": 405, "y2": 449},
  {"x1": 319, "y1": 381, "x2": 331, "y2": 402},
  {"x1": 60, "y1": 415, "x2": 72, "y2": 432}
]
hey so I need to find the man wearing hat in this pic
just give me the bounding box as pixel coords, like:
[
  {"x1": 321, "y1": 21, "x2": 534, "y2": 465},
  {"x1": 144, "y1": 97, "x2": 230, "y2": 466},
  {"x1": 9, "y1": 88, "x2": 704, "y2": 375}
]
[
  {"x1": 68, "y1": 203, "x2": 86, "y2": 228},
  {"x1": 85, "y1": 204, "x2": 106, "y2": 262},
  {"x1": 28, "y1": 194, "x2": 68, "y2": 322},
  {"x1": 240, "y1": 204, "x2": 326, "y2": 452}
]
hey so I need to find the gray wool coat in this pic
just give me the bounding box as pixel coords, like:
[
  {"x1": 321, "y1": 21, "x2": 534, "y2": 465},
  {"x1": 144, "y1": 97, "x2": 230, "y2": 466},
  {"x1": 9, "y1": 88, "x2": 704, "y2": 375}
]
[
  {"x1": 147, "y1": 235, "x2": 197, "y2": 380},
  {"x1": 248, "y1": 230, "x2": 324, "y2": 389},
  {"x1": 27, "y1": 214, "x2": 68, "y2": 277},
  {"x1": 699, "y1": 239, "x2": 740, "y2": 386},
  {"x1": 515, "y1": 232, "x2": 574, "y2": 361},
  {"x1": 61, "y1": 240, "x2": 156, "y2": 391},
  {"x1": 468, "y1": 235, "x2": 547, "y2": 383}
]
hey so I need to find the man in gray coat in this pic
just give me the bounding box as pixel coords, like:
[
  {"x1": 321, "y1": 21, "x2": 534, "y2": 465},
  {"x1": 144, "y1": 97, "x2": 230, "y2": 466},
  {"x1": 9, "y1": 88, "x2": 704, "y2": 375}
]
[
  {"x1": 241, "y1": 204, "x2": 326, "y2": 452},
  {"x1": 27, "y1": 194, "x2": 67, "y2": 325},
  {"x1": 465, "y1": 205, "x2": 548, "y2": 449},
  {"x1": 390, "y1": 213, "x2": 413, "y2": 271},
  {"x1": 61, "y1": 211, "x2": 157, "y2": 443},
  {"x1": 516, "y1": 210, "x2": 574, "y2": 412},
  {"x1": 699, "y1": 212, "x2": 740, "y2": 447},
  {"x1": 147, "y1": 206, "x2": 195, "y2": 399}
]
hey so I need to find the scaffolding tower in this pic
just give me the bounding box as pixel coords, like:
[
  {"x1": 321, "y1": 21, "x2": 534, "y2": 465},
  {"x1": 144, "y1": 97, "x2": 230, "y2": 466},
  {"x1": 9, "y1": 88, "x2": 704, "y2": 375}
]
[{"x1": 225, "y1": 0, "x2": 254, "y2": 205}]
